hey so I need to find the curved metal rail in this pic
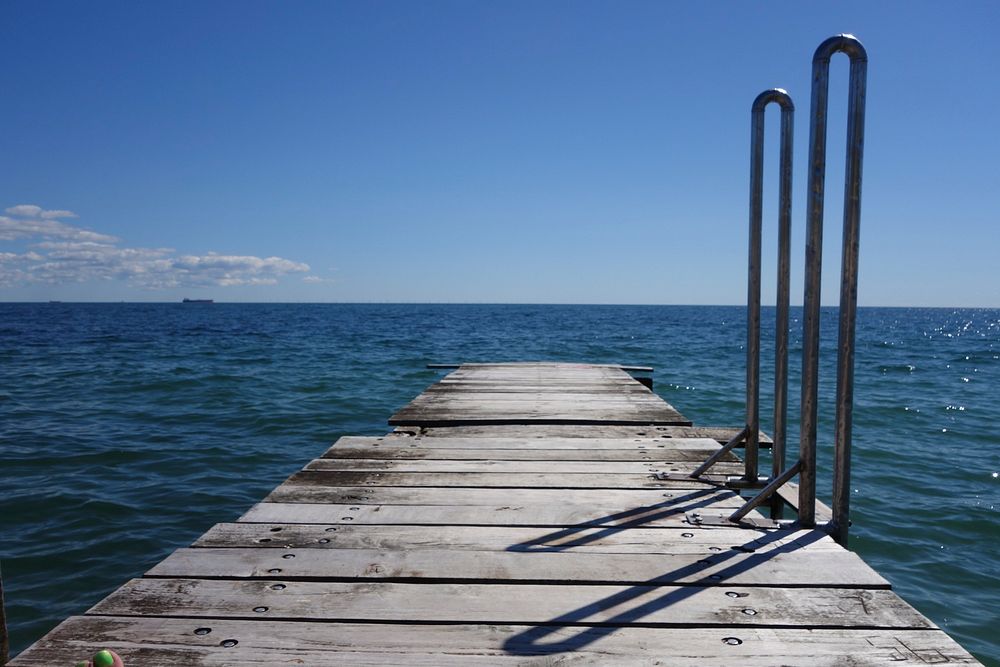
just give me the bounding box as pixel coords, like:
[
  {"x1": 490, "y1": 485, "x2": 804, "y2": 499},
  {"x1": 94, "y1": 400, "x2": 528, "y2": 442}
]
[
  {"x1": 687, "y1": 35, "x2": 868, "y2": 547},
  {"x1": 744, "y1": 88, "x2": 794, "y2": 486},
  {"x1": 686, "y1": 89, "x2": 793, "y2": 487},
  {"x1": 736, "y1": 34, "x2": 868, "y2": 543},
  {"x1": 798, "y1": 34, "x2": 868, "y2": 543}
]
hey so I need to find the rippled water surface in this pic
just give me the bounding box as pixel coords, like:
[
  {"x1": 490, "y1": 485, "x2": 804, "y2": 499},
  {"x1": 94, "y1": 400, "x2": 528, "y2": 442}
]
[{"x1": 2, "y1": 303, "x2": 998, "y2": 663}]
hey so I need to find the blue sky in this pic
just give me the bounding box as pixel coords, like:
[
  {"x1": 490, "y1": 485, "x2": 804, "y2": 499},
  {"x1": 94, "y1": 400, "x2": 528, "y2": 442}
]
[{"x1": 1, "y1": 1, "x2": 997, "y2": 305}]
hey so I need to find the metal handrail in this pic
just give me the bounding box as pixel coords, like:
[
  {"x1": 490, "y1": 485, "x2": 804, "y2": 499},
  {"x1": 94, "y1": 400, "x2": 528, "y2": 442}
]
[
  {"x1": 684, "y1": 88, "x2": 793, "y2": 488},
  {"x1": 690, "y1": 36, "x2": 867, "y2": 548},
  {"x1": 799, "y1": 34, "x2": 868, "y2": 544},
  {"x1": 745, "y1": 88, "x2": 794, "y2": 485},
  {"x1": 677, "y1": 36, "x2": 867, "y2": 546},
  {"x1": 723, "y1": 89, "x2": 796, "y2": 523}
]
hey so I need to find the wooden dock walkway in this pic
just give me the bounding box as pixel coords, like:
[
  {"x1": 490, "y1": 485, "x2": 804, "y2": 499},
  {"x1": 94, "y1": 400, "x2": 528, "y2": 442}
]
[{"x1": 11, "y1": 362, "x2": 980, "y2": 665}]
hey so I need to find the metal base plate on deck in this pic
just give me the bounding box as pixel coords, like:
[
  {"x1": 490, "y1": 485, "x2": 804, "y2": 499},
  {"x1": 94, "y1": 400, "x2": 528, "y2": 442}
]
[
  {"x1": 685, "y1": 510, "x2": 783, "y2": 530},
  {"x1": 655, "y1": 471, "x2": 771, "y2": 490}
]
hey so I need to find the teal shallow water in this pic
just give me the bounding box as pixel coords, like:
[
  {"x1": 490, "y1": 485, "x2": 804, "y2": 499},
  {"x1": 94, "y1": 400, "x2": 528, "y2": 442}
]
[{"x1": 1, "y1": 303, "x2": 998, "y2": 663}]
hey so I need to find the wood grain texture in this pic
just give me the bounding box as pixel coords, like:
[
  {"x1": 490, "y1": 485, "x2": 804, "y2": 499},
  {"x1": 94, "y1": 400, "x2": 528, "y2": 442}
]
[
  {"x1": 394, "y1": 424, "x2": 773, "y2": 445},
  {"x1": 12, "y1": 617, "x2": 979, "y2": 666},
  {"x1": 240, "y1": 500, "x2": 745, "y2": 528},
  {"x1": 148, "y1": 545, "x2": 890, "y2": 587},
  {"x1": 390, "y1": 363, "x2": 690, "y2": 425},
  {"x1": 322, "y1": 445, "x2": 735, "y2": 462},
  {"x1": 324, "y1": 435, "x2": 740, "y2": 461},
  {"x1": 272, "y1": 470, "x2": 725, "y2": 490},
  {"x1": 92, "y1": 578, "x2": 924, "y2": 628},
  {"x1": 303, "y1": 458, "x2": 745, "y2": 475},
  {"x1": 258, "y1": 484, "x2": 740, "y2": 506},
  {"x1": 194, "y1": 523, "x2": 843, "y2": 554}
]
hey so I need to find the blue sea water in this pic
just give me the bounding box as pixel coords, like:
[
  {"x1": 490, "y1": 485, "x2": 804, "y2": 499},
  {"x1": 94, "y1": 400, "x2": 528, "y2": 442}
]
[{"x1": 1, "y1": 303, "x2": 998, "y2": 663}]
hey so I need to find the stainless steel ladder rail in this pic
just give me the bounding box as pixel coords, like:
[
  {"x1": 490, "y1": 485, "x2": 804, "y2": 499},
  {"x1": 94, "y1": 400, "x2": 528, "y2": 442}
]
[
  {"x1": 685, "y1": 88, "x2": 793, "y2": 485},
  {"x1": 726, "y1": 88, "x2": 796, "y2": 523},
  {"x1": 687, "y1": 35, "x2": 868, "y2": 548},
  {"x1": 731, "y1": 35, "x2": 868, "y2": 544},
  {"x1": 799, "y1": 34, "x2": 868, "y2": 544},
  {"x1": 744, "y1": 88, "x2": 794, "y2": 487}
]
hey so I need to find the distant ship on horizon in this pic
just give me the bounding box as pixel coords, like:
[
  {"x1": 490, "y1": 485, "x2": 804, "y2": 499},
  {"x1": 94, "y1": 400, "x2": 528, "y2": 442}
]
[{"x1": 182, "y1": 298, "x2": 214, "y2": 303}]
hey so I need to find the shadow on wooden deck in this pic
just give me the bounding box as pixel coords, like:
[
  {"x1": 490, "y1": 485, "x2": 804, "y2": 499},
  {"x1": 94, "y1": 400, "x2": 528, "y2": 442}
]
[
  {"x1": 502, "y1": 522, "x2": 826, "y2": 655},
  {"x1": 507, "y1": 488, "x2": 733, "y2": 552}
]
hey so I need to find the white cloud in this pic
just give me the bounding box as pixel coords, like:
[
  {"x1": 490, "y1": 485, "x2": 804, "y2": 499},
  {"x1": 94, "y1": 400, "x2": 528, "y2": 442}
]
[
  {"x1": 302, "y1": 275, "x2": 336, "y2": 284},
  {"x1": 40, "y1": 209, "x2": 78, "y2": 219},
  {"x1": 0, "y1": 215, "x2": 119, "y2": 243},
  {"x1": 4, "y1": 204, "x2": 77, "y2": 219},
  {"x1": 0, "y1": 204, "x2": 310, "y2": 289}
]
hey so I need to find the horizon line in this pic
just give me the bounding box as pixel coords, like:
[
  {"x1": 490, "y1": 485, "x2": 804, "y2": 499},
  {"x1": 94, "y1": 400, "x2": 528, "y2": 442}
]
[{"x1": 3, "y1": 301, "x2": 998, "y2": 309}]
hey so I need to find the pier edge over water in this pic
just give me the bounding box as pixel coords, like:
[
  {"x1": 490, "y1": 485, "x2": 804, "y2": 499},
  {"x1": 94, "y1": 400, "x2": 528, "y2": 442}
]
[{"x1": 9, "y1": 362, "x2": 983, "y2": 665}]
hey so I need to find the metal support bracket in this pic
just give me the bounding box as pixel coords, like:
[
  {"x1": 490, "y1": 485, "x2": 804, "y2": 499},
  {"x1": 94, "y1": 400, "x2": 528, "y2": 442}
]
[
  {"x1": 728, "y1": 459, "x2": 803, "y2": 523},
  {"x1": 684, "y1": 510, "x2": 783, "y2": 530},
  {"x1": 724, "y1": 476, "x2": 770, "y2": 490},
  {"x1": 653, "y1": 473, "x2": 769, "y2": 490},
  {"x1": 687, "y1": 425, "x2": 748, "y2": 479},
  {"x1": 653, "y1": 471, "x2": 727, "y2": 484}
]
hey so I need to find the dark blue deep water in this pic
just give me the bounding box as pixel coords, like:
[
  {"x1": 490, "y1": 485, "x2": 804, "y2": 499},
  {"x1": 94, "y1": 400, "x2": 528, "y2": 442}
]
[{"x1": 2, "y1": 303, "x2": 998, "y2": 663}]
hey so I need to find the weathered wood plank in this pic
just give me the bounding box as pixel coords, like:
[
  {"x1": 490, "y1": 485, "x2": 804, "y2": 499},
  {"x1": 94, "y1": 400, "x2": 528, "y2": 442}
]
[
  {"x1": 338, "y1": 435, "x2": 722, "y2": 448},
  {"x1": 390, "y1": 414, "x2": 693, "y2": 427},
  {"x1": 91, "y1": 578, "x2": 927, "y2": 628},
  {"x1": 431, "y1": 382, "x2": 649, "y2": 390},
  {"x1": 428, "y1": 384, "x2": 651, "y2": 389},
  {"x1": 328, "y1": 435, "x2": 734, "y2": 455},
  {"x1": 394, "y1": 424, "x2": 773, "y2": 445},
  {"x1": 391, "y1": 364, "x2": 690, "y2": 425},
  {"x1": 11, "y1": 617, "x2": 979, "y2": 666},
  {"x1": 432, "y1": 361, "x2": 655, "y2": 371},
  {"x1": 323, "y1": 445, "x2": 736, "y2": 462},
  {"x1": 443, "y1": 362, "x2": 640, "y2": 372},
  {"x1": 428, "y1": 384, "x2": 654, "y2": 393},
  {"x1": 429, "y1": 383, "x2": 638, "y2": 388},
  {"x1": 393, "y1": 409, "x2": 679, "y2": 418},
  {"x1": 403, "y1": 394, "x2": 667, "y2": 403},
  {"x1": 407, "y1": 395, "x2": 665, "y2": 404},
  {"x1": 432, "y1": 378, "x2": 653, "y2": 385},
  {"x1": 149, "y1": 544, "x2": 889, "y2": 587},
  {"x1": 272, "y1": 484, "x2": 743, "y2": 504},
  {"x1": 303, "y1": 458, "x2": 745, "y2": 475},
  {"x1": 395, "y1": 402, "x2": 673, "y2": 411},
  {"x1": 195, "y1": 523, "x2": 845, "y2": 554},
  {"x1": 240, "y1": 501, "x2": 738, "y2": 528},
  {"x1": 274, "y1": 470, "x2": 723, "y2": 490},
  {"x1": 258, "y1": 484, "x2": 742, "y2": 507},
  {"x1": 395, "y1": 396, "x2": 680, "y2": 407}
]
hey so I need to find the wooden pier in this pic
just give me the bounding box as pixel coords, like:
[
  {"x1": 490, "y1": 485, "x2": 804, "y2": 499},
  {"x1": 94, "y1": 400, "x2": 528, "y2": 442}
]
[{"x1": 11, "y1": 362, "x2": 980, "y2": 664}]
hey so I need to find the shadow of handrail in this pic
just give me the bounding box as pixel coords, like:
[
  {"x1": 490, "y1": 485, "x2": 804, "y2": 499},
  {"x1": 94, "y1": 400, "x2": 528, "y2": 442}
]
[
  {"x1": 502, "y1": 513, "x2": 824, "y2": 655},
  {"x1": 507, "y1": 488, "x2": 759, "y2": 552}
]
